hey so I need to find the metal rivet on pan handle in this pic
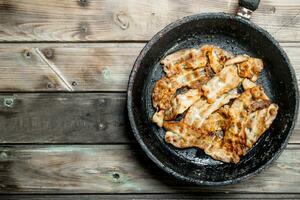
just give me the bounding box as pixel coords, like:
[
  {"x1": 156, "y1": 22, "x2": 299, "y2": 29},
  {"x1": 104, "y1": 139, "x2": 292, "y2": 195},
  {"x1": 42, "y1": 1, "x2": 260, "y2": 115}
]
[
  {"x1": 237, "y1": 0, "x2": 260, "y2": 19},
  {"x1": 236, "y1": 7, "x2": 253, "y2": 19}
]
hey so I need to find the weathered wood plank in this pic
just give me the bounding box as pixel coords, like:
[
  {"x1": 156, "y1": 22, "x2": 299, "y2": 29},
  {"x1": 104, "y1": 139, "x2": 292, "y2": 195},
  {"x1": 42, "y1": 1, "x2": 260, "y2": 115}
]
[
  {"x1": 0, "y1": 43, "x2": 299, "y2": 91},
  {"x1": 0, "y1": 144, "x2": 299, "y2": 193},
  {"x1": 0, "y1": 93, "x2": 131, "y2": 144},
  {"x1": 1, "y1": 194, "x2": 300, "y2": 200},
  {"x1": 0, "y1": 43, "x2": 143, "y2": 91},
  {"x1": 0, "y1": 0, "x2": 299, "y2": 42},
  {"x1": 0, "y1": 92, "x2": 299, "y2": 144}
]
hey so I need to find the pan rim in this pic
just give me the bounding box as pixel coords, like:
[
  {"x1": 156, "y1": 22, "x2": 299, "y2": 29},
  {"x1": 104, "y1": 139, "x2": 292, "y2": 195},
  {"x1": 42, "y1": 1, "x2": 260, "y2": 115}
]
[{"x1": 127, "y1": 12, "x2": 299, "y2": 186}]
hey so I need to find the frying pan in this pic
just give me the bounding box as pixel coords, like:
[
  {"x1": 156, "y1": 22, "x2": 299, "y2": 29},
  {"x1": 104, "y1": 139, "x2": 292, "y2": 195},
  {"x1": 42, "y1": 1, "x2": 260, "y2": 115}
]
[{"x1": 127, "y1": 0, "x2": 299, "y2": 185}]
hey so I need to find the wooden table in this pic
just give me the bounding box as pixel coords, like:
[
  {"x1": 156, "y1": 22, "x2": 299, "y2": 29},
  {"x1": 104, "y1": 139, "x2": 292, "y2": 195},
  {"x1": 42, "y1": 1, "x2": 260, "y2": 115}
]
[{"x1": 0, "y1": 0, "x2": 299, "y2": 199}]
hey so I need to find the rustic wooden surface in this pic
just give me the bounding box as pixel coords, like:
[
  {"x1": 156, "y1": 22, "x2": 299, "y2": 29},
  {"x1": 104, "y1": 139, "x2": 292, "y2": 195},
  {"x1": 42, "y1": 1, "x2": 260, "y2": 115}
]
[
  {"x1": 0, "y1": 0, "x2": 300, "y2": 199},
  {"x1": 0, "y1": 145, "x2": 299, "y2": 193},
  {"x1": 0, "y1": 0, "x2": 299, "y2": 42}
]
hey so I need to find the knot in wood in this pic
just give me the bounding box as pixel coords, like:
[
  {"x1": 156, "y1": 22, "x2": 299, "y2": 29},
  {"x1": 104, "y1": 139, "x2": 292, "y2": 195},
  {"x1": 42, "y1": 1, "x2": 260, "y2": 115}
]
[
  {"x1": 98, "y1": 99, "x2": 106, "y2": 105},
  {"x1": 47, "y1": 82, "x2": 55, "y2": 89},
  {"x1": 114, "y1": 11, "x2": 130, "y2": 30},
  {"x1": 98, "y1": 123, "x2": 105, "y2": 130},
  {"x1": 43, "y1": 48, "x2": 54, "y2": 59},
  {"x1": 102, "y1": 68, "x2": 111, "y2": 80},
  {"x1": 23, "y1": 50, "x2": 32, "y2": 59},
  {"x1": 270, "y1": 6, "x2": 276, "y2": 13},
  {"x1": 3, "y1": 97, "x2": 14, "y2": 108},
  {"x1": 112, "y1": 172, "x2": 120, "y2": 180},
  {"x1": 71, "y1": 81, "x2": 78, "y2": 86},
  {"x1": 0, "y1": 152, "x2": 7, "y2": 160},
  {"x1": 80, "y1": 24, "x2": 88, "y2": 34}
]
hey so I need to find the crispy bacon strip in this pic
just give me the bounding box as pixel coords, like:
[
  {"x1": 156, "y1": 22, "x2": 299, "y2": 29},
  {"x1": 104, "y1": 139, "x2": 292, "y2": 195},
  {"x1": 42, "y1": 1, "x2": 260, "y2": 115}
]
[
  {"x1": 164, "y1": 121, "x2": 240, "y2": 163},
  {"x1": 224, "y1": 55, "x2": 249, "y2": 66},
  {"x1": 152, "y1": 68, "x2": 208, "y2": 126},
  {"x1": 161, "y1": 49, "x2": 207, "y2": 77},
  {"x1": 228, "y1": 85, "x2": 269, "y2": 123},
  {"x1": 152, "y1": 68, "x2": 206, "y2": 111},
  {"x1": 201, "y1": 112, "x2": 227, "y2": 133},
  {"x1": 161, "y1": 49, "x2": 197, "y2": 67},
  {"x1": 225, "y1": 55, "x2": 263, "y2": 82},
  {"x1": 223, "y1": 84, "x2": 272, "y2": 156},
  {"x1": 164, "y1": 89, "x2": 202, "y2": 120},
  {"x1": 152, "y1": 110, "x2": 164, "y2": 127},
  {"x1": 202, "y1": 65, "x2": 242, "y2": 103},
  {"x1": 242, "y1": 78, "x2": 257, "y2": 90},
  {"x1": 201, "y1": 45, "x2": 233, "y2": 73},
  {"x1": 244, "y1": 103, "x2": 278, "y2": 148},
  {"x1": 184, "y1": 89, "x2": 239, "y2": 129}
]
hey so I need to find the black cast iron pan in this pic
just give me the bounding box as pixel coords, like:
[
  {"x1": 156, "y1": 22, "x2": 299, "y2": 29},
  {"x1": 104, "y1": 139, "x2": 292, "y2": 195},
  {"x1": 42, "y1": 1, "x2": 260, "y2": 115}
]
[{"x1": 127, "y1": 0, "x2": 299, "y2": 185}]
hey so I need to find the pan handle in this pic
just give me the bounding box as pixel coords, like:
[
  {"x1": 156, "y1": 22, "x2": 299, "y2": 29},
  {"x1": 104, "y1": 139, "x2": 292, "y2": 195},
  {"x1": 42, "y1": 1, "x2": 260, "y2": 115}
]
[{"x1": 237, "y1": 0, "x2": 260, "y2": 19}]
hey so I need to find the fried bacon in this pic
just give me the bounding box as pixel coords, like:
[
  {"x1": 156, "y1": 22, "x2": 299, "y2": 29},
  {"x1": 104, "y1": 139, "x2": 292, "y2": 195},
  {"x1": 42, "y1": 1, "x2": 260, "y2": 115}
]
[
  {"x1": 164, "y1": 88, "x2": 202, "y2": 120},
  {"x1": 152, "y1": 45, "x2": 278, "y2": 163},
  {"x1": 222, "y1": 84, "x2": 273, "y2": 160},
  {"x1": 152, "y1": 110, "x2": 164, "y2": 127},
  {"x1": 244, "y1": 103, "x2": 278, "y2": 148},
  {"x1": 152, "y1": 68, "x2": 208, "y2": 126},
  {"x1": 152, "y1": 68, "x2": 206, "y2": 111},
  {"x1": 164, "y1": 121, "x2": 240, "y2": 163},
  {"x1": 202, "y1": 65, "x2": 242, "y2": 103},
  {"x1": 201, "y1": 112, "x2": 228, "y2": 133},
  {"x1": 161, "y1": 49, "x2": 207, "y2": 77},
  {"x1": 201, "y1": 45, "x2": 233, "y2": 73},
  {"x1": 225, "y1": 55, "x2": 263, "y2": 82},
  {"x1": 184, "y1": 89, "x2": 239, "y2": 129}
]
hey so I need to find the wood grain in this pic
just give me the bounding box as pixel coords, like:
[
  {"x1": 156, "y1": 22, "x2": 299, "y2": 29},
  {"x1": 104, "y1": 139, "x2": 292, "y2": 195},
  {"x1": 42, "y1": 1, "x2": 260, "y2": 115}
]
[
  {"x1": 0, "y1": 43, "x2": 299, "y2": 91},
  {"x1": 1, "y1": 194, "x2": 300, "y2": 200},
  {"x1": 0, "y1": 144, "x2": 299, "y2": 193},
  {"x1": 0, "y1": 0, "x2": 299, "y2": 197},
  {"x1": 0, "y1": 43, "x2": 143, "y2": 91},
  {"x1": 0, "y1": 92, "x2": 299, "y2": 144},
  {"x1": 0, "y1": 0, "x2": 299, "y2": 42},
  {"x1": 0, "y1": 93, "x2": 130, "y2": 144}
]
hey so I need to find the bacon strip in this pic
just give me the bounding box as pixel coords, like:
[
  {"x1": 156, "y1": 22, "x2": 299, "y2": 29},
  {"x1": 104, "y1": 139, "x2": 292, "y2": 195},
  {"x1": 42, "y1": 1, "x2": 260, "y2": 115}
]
[
  {"x1": 244, "y1": 103, "x2": 278, "y2": 148},
  {"x1": 152, "y1": 68, "x2": 207, "y2": 111},
  {"x1": 201, "y1": 45, "x2": 233, "y2": 73},
  {"x1": 225, "y1": 55, "x2": 263, "y2": 82},
  {"x1": 202, "y1": 65, "x2": 242, "y2": 103},
  {"x1": 164, "y1": 89, "x2": 202, "y2": 120},
  {"x1": 161, "y1": 49, "x2": 207, "y2": 77},
  {"x1": 184, "y1": 89, "x2": 239, "y2": 129},
  {"x1": 223, "y1": 85, "x2": 272, "y2": 157},
  {"x1": 164, "y1": 121, "x2": 240, "y2": 163}
]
